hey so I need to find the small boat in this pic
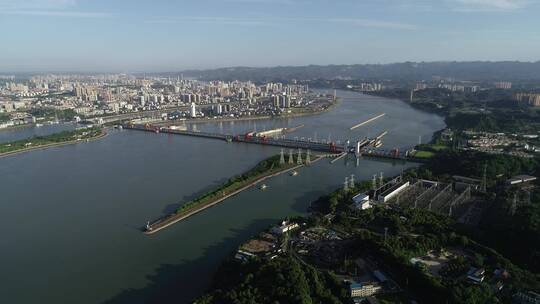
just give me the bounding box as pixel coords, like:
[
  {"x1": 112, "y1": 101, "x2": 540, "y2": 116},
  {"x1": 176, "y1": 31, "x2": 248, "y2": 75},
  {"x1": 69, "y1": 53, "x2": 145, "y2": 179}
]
[
  {"x1": 260, "y1": 184, "x2": 268, "y2": 190},
  {"x1": 290, "y1": 170, "x2": 298, "y2": 177}
]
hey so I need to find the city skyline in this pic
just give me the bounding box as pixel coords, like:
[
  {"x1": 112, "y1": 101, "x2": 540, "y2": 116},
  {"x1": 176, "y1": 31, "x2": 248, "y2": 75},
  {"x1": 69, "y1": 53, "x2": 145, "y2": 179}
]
[{"x1": 1, "y1": 0, "x2": 540, "y2": 72}]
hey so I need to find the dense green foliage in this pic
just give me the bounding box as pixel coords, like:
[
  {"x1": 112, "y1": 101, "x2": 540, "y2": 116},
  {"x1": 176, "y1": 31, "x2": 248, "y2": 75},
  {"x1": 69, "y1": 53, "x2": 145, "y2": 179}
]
[
  {"x1": 0, "y1": 113, "x2": 10, "y2": 123},
  {"x1": 177, "y1": 155, "x2": 296, "y2": 214},
  {"x1": 177, "y1": 62, "x2": 540, "y2": 82},
  {"x1": 469, "y1": 187, "x2": 540, "y2": 273},
  {"x1": 337, "y1": 207, "x2": 540, "y2": 304},
  {"x1": 310, "y1": 180, "x2": 372, "y2": 215},
  {"x1": 403, "y1": 150, "x2": 540, "y2": 274},
  {"x1": 372, "y1": 88, "x2": 540, "y2": 133},
  {"x1": 0, "y1": 127, "x2": 102, "y2": 154},
  {"x1": 446, "y1": 110, "x2": 540, "y2": 133},
  {"x1": 195, "y1": 256, "x2": 348, "y2": 304},
  {"x1": 195, "y1": 202, "x2": 540, "y2": 304},
  {"x1": 422, "y1": 150, "x2": 538, "y2": 182},
  {"x1": 28, "y1": 108, "x2": 78, "y2": 121}
]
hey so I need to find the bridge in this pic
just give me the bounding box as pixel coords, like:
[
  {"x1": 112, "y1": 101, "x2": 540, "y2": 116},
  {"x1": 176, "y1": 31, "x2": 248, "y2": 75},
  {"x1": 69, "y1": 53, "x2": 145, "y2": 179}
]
[{"x1": 123, "y1": 123, "x2": 421, "y2": 162}]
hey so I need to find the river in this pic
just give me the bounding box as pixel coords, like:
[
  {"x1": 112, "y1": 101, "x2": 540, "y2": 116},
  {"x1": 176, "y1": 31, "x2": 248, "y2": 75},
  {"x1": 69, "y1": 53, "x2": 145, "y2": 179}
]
[{"x1": 0, "y1": 90, "x2": 445, "y2": 304}]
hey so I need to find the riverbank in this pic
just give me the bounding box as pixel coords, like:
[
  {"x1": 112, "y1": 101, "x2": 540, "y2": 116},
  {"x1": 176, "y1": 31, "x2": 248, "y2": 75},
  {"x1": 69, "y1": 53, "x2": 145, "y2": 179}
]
[
  {"x1": 0, "y1": 123, "x2": 35, "y2": 131},
  {"x1": 150, "y1": 97, "x2": 340, "y2": 127},
  {"x1": 0, "y1": 127, "x2": 107, "y2": 158},
  {"x1": 145, "y1": 155, "x2": 325, "y2": 235}
]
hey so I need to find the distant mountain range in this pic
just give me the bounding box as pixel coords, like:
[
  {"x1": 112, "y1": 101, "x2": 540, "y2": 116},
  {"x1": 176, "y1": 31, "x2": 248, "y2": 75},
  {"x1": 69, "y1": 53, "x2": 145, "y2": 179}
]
[{"x1": 173, "y1": 61, "x2": 540, "y2": 82}]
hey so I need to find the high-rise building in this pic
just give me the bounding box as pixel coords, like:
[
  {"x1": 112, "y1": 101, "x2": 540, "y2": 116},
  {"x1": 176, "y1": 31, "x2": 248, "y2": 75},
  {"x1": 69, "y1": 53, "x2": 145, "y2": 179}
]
[
  {"x1": 495, "y1": 82, "x2": 512, "y2": 89},
  {"x1": 190, "y1": 102, "x2": 197, "y2": 118},
  {"x1": 515, "y1": 93, "x2": 540, "y2": 107}
]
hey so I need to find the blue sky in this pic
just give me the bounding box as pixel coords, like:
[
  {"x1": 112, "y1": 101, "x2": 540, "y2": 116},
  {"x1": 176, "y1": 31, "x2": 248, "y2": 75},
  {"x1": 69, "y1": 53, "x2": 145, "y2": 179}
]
[{"x1": 0, "y1": 0, "x2": 539, "y2": 72}]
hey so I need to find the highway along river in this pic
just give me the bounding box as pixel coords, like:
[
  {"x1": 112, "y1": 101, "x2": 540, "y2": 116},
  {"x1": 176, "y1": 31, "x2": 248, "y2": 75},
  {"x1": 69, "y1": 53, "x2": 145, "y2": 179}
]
[{"x1": 0, "y1": 90, "x2": 445, "y2": 304}]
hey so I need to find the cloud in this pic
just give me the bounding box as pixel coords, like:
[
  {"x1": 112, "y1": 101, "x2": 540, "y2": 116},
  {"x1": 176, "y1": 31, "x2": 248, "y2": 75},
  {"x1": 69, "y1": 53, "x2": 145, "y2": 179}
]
[
  {"x1": 146, "y1": 16, "x2": 417, "y2": 30},
  {"x1": 1, "y1": 10, "x2": 110, "y2": 18},
  {"x1": 452, "y1": 0, "x2": 530, "y2": 11},
  {"x1": 310, "y1": 18, "x2": 418, "y2": 30},
  {"x1": 0, "y1": 0, "x2": 108, "y2": 18},
  {"x1": 381, "y1": 0, "x2": 533, "y2": 12},
  {"x1": 147, "y1": 17, "x2": 267, "y2": 26},
  {"x1": 0, "y1": 0, "x2": 76, "y2": 10}
]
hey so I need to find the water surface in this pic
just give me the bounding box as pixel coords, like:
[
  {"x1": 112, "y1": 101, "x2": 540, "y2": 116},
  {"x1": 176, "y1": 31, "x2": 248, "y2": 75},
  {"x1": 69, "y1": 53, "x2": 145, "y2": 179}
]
[{"x1": 0, "y1": 91, "x2": 445, "y2": 304}]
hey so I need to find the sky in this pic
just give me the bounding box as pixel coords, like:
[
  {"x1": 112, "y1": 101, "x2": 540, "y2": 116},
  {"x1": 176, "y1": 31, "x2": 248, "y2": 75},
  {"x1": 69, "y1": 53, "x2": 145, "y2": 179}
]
[{"x1": 0, "y1": 0, "x2": 539, "y2": 72}]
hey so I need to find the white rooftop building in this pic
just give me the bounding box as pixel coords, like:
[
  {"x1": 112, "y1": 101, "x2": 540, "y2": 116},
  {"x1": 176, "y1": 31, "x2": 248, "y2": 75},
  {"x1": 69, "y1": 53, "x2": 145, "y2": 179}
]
[{"x1": 352, "y1": 193, "x2": 371, "y2": 210}]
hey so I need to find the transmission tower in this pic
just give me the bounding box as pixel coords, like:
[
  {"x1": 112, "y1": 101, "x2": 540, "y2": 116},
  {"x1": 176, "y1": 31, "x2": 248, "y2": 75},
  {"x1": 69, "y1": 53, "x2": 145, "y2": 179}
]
[
  {"x1": 525, "y1": 190, "x2": 531, "y2": 205},
  {"x1": 481, "y1": 163, "x2": 487, "y2": 192},
  {"x1": 297, "y1": 149, "x2": 303, "y2": 165},
  {"x1": 288, "y1": 149, "x2": 294, "y2": 164},
  {"x1": 379, "y1": 172, "x2": 384, "y2": 188},
  {"x1": 510, "y1": 192, "x2": 518, "y2": 216},
  {"x1": 344, "y1": 177, "x2": 349, "y2": 192},
  {"x1": 372, "y1": 174, "x2": 377, "y2": 190},
  {"x1": 279, "y1": 149, "x2": 285, "y2": 165},
  {"x1": 350, "y1": 174, "x2": 355, "y2": 188},
  {"x1": 305, "y1": 150, "x2": 311, "y2": 166}
]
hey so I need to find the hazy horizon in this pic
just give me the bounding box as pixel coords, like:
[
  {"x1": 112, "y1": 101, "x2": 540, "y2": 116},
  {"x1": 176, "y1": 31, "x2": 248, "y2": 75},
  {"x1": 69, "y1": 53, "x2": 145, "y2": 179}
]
[
  {"x1": 0, "y1": 60, "x2": 539, "y2": 75},
  {"x1": 2, "y1": 0, "x2": 540, "y2": 72}
]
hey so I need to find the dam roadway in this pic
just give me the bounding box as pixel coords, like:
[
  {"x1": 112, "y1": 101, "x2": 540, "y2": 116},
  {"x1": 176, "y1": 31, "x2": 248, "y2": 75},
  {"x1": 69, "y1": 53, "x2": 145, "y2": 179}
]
[{"x1": 123, "y1": 123, "x2": 422, "y2": 162}]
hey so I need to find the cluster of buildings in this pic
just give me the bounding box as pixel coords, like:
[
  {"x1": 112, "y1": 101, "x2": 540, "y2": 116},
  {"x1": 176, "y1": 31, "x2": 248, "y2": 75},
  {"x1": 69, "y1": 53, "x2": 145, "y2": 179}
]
[
  {"x1": 234, "y1": 220, "x2": 300, "y2": 261},
  {"x1": 414, "y1": 79, "x2": 480, "y2": 93},
  {"x1": 437, "y1": 83, "x2": 480, "y2": 93},
  {"x1": 0, "y1": 74, "x2": 329, "y2": 128},
  {"x1": 494, "y1": 81, "x2": 513, "y2": 89},
  {"x1": 347, "y1": 83, "x2": 384, "y2": 92},
  {"x1": 414, "y1": 80, "x2": 515, "y2": 93},
  {"x1": 464, "y1": 131, "x2": 540, "y2": 157},
  {"x1": 350, "y1": 175, "x2": 412, "y2": 213},
  {"x1": 0, "y1": 111, "x2": 36, "y2": 129},
  {"x1": 514, "y1": 92, "x2": 540, "y2": 107}
]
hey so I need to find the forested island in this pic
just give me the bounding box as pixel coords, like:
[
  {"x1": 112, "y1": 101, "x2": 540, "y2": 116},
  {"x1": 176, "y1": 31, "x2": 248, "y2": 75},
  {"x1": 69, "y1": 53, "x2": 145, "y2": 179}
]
[
  {"x1": 145, "y1": 154, "x2": 310, "y2": 234},
  {"x1": 0, "y1": 127, "x2": 105, "y2": 157}
]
